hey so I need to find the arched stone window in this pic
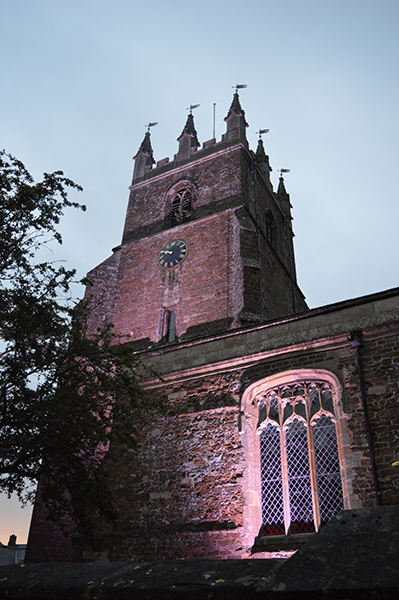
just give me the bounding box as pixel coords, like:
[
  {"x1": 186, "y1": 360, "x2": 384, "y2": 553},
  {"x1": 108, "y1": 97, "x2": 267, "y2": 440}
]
[
  {"x1": 258, "y1": 381, "x2": 343, "y2": 535},
  {"x1": 265, "y1": 210, "x2": 275, "y2": 245},
  {"x1": 240, "y1": 370, "x2": 356, "y2": 548},
  {"x1": 170, "y1": 187, "x2": 193, "y2": 227}
]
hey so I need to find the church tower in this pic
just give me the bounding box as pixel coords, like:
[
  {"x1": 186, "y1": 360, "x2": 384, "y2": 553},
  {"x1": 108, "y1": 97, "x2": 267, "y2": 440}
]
[
  {"x1": 85, "y1": 93, "x2": 307, "y2": 346},
  {"x1": 27, "y1": 93, "x2": 399, "y2": 566}
]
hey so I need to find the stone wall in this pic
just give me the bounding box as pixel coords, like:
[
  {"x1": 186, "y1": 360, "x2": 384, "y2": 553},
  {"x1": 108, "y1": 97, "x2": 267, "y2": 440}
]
[
  {"x1": 84, "y1": 139, "x2": 307, "y2": 346},
  {"x1": 112, "y1": 211, "x2": 244, "y2": 343},
  {"x1": 26, "y1": 289, "x2": 399, "y2": 563},
  {"x1": 96, "y1": 402, "x2": 245, "y2": 561},
  {"x1": 123, "y1": 145, "x2": 242, "y2": 243},
  {"x1": 46, "y1": 288, "x2": 398, "y2": 563}
]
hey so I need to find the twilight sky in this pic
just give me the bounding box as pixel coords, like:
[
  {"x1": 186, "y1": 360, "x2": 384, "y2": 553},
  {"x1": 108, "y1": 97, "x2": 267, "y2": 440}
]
[{"x1": 0, "y1": 0, "x2": 398, "y2": 545}]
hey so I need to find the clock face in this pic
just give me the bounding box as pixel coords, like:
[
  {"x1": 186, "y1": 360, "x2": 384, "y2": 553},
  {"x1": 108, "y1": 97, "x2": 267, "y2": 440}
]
[{"x1": 158, "y1": 239, "x2": 189, "y2": 269}]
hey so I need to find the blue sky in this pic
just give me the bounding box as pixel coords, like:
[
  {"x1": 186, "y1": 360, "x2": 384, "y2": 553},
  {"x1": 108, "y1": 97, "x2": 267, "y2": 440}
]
[{"x1": 1, "y1": 0, "x2": 398, "y2": 544}]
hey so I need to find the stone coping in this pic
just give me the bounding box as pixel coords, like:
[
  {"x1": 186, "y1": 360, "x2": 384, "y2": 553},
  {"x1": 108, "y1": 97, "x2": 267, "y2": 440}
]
[
  {"x1": 1, "y1": 507, "x2": 398, "y2": 599},
  {"x1": 138, "y1": 287, "x2": 399, "y2": 385},
  {"x1": 139, "y1": 286, "x2": 399, "y2": 359}
]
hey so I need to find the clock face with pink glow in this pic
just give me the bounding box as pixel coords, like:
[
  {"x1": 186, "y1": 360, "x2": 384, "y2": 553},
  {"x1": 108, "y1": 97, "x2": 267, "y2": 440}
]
[{"x1": 158, "y1": 239, "x2": 189, "y2": 269}]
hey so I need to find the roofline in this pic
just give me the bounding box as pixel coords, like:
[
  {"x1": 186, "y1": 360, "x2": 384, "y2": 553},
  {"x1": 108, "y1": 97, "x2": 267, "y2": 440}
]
[{"x1": 134, "y1": 285, "x2": 399, "y2": 359}]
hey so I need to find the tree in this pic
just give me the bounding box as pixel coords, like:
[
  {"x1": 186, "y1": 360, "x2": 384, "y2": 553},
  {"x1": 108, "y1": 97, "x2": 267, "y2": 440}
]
[{"x1": 0, "y1": 150, "x2": 151, "y2": 534}]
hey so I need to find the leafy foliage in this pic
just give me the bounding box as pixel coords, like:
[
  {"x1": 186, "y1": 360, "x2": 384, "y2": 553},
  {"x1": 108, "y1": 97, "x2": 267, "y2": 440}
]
[{"x1": 0, "y1": 150, "x2": 151, "y2": 533}]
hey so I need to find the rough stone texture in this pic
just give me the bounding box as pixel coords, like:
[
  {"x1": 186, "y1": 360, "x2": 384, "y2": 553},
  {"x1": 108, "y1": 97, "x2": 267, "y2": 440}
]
[
  {"x1": 4, "y1": 507, "x2": 399, "y2": 599},
  {"x1": 112, "y1": 211, "x2": 245, "y2": 343},
  {"x1": 27, "y1": 286, "x2": 399, "y2": 564},
  {"x1": 361, "y1": 332, "x2": 399, "y2": 506},
  {"x1": 138, "y1": 289, "x2": 399, "y2": 378},
  {"x1": 124, "y1": 145, "x2": 242, "y2": 239},
  {"x1": 100, "y1": 405, "x2": 245, "y2": 562},
  {"x1": 84, "y1": 250, "x2": 121, "y2": 334},
  {"x1": 85, "y1": 134, "x2": 307, "y2": 344},
  {"x1": 26, "y1": 94, "x2": 399, "y2": 566},
  {"x1": 25, "y1": 482, "x2": 78, "y2": 564}
]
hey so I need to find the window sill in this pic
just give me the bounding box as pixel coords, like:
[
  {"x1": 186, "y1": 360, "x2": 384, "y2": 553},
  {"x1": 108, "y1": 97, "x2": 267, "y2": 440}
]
[{"x1": 252, "y1": 532, "x2": 315, "y2": 553}]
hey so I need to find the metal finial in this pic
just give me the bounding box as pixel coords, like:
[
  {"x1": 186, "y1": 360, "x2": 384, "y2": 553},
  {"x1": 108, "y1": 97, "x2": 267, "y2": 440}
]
[
  {"x1": 233, "y1": 84, "x2": 247, "y2": 93},
  {"x1": 256, "y1": 128, "x2": 269, "y2": 139},
  {"x1": 187, "y1": 104, "x2": 200, "y2": 114},
  {"x1": 146, "y1": 122, "x2": 158, "y2": 132}
]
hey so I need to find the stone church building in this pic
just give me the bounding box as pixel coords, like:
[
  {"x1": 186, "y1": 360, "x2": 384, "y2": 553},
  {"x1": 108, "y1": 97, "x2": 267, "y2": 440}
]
[{"x1": 27, "y1": 93, "x2": 399, "y2": 562}]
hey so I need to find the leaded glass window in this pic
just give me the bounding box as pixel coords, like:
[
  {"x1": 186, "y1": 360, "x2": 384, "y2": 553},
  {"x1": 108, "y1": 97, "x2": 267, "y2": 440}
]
[
  {"x1": 258, "y1": 381, "x2": 344, "y2": 536},
  {"x1": 259, "y1": 424, "x2": 284, "y2": 535}
]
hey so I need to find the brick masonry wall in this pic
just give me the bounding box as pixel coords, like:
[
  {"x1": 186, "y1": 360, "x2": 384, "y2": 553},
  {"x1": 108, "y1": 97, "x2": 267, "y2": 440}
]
[
  {"x1": 25, "y1": 109, "x2": 397, "y2": 563},
  {"x1": 75, "y1": 323, "x2": 398, "y2": 562},
  {"x1": 257, "y1": 232, "x2": 307, "y2": 318},
  {"x1": 25, "y1": 482, "x2": 78, "y2": 563},
  {"x1": 85, "y1": 142, "x2": 307, "y2": 343}
]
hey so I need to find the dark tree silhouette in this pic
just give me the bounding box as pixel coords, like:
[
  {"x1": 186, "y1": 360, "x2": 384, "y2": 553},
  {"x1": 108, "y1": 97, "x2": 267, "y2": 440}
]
[{"x1": 0, "y1": 150, "x2": 152, "y2": 534}]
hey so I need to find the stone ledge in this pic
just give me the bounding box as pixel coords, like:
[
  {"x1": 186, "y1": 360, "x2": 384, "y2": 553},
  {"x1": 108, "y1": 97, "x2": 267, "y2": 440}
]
[
  {"x1": 0, "y1": 559, "x2": 280, "y2": 599},
  {"x1": 1, "y1": 506, "x2": 398, "y2": 599}
]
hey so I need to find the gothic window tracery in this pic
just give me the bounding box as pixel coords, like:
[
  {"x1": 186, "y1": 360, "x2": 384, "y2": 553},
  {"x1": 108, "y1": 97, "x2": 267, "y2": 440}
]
[
  {"x1": 257, "y1": 380, "x2": 344, "y2": 536},
  {"x1": 170, "y1": 188, "x2": 193, "y2": 227}
]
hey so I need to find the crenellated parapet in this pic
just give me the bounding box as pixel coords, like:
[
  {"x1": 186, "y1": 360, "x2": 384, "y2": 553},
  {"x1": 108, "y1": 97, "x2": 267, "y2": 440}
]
[{"x1": 131, "y1": 92, "x2": 251, "y2": 184}]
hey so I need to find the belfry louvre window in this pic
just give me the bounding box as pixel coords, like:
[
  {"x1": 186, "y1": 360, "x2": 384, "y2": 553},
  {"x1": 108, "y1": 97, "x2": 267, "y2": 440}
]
[
  {"x1": 170, "y1": 188, "x2": 192, "y2": 227},
  {"x1": 265, "y1": 210, "x2": 275, "y2": 246},
  {"x1": 258, "y1": 380, "x2": 344, "y2": 536}
]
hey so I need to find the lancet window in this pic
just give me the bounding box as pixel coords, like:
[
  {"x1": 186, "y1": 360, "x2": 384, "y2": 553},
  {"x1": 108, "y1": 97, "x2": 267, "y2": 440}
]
[
  {"x1": 257, "y1": 380, "x2": 344, "y2": 536},
  {"x1": 265, "y1": 209, "x2": 275, "y2": 245}
]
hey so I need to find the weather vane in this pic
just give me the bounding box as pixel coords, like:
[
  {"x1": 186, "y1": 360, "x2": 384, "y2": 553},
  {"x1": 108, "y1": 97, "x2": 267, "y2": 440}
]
[
  {"x1": 233, "y1": 84, "x2": 247, "y2": 93},
  {"x1": 146, "y1": 122, "x2": 158, "y2": 132},
  {"x1": 187, "y1": 104, "x2": 200, "y2": 114},
  {"x1": 256, "y1": 128, "x2": 269, "y2": 139},
  {"x1": 278, "y1": 168, "x2": 291, "y2": 176}
]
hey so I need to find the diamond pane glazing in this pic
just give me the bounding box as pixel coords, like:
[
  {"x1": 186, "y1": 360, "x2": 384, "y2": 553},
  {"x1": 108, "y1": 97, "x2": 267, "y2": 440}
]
[
  {"x1": 286, "y1": 419, "x2": 314, "y2": 533},
  {"x1": 257, "y1": 378, "x2": 344, "y2": 538},
  {"x1": 260, "y1": 424, "x2": 285, "y2": 535},
  {"x1": 313, "y1": 415, "x2": 344, "y2": 524}
]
